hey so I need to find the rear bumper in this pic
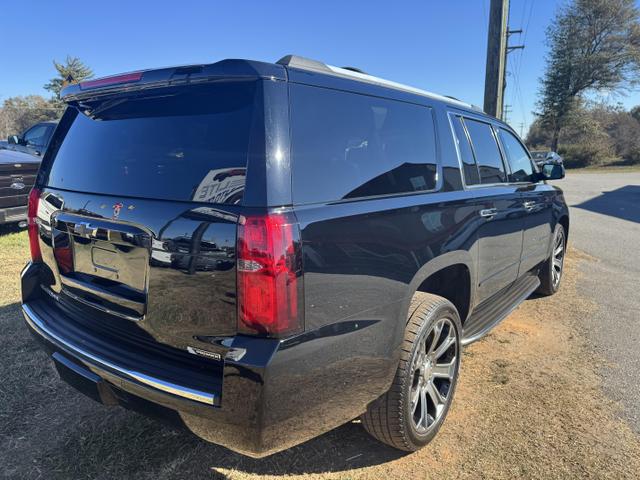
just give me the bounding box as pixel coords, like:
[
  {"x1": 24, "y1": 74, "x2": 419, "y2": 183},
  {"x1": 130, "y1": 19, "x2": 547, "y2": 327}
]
[
  {"x1": 21, "y1": 295, "x2": 272, "y2": 457},
  {"x1": 21, "y1": 262, "x2": 397, "y2": 457},
  {"x1": 0, "y1": 205, "x2": 27, "y2": 224}
]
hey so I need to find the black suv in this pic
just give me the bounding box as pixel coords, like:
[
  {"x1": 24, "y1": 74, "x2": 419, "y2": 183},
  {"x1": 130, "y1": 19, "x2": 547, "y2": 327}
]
[{"x1": 21, "y1": 55, "x2": 568, "y2": 457}]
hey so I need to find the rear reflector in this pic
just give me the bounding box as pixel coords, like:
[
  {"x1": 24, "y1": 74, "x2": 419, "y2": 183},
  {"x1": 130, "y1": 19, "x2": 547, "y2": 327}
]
[
  {"x1": 27, "y1": 188, "x2": 42, "y2": 262},
  {"x1": 80, "y1": 71, "x2": 143, "y2": 89},
  {"x1": 237, "y1": 212, "x2": 303, "y2": 337}
]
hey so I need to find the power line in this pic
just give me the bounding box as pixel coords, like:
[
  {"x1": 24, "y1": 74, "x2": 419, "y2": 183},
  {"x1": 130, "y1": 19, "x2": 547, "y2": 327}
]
[{"x1": 502, "y1": 0, "x2": 533, "y2": 133}]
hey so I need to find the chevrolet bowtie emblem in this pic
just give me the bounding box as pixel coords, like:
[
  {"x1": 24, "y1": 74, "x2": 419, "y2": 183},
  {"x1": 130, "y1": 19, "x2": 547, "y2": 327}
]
[{"x1": 73, "y1": 222, "x2": 98, "y2": 238}]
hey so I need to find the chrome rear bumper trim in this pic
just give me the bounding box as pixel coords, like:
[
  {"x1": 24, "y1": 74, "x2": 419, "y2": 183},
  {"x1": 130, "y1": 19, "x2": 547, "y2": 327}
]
[{"x1": 22, "y1": 303, "x2": 216, "y2": 405}]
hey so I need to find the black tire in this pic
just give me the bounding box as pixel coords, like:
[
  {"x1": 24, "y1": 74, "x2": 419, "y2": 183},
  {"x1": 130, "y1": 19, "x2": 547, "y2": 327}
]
[
  {"x1": 361, "y1": 292, "x2": 462, "y2": 451},
  {"x1": 536, "y1": 223, "x2": 566, "y2": 296}
]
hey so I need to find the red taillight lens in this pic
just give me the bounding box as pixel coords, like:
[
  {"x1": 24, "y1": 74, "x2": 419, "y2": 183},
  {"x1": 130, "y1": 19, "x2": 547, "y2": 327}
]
[
  {"x1": 27, "y1": 188, "x2": 42, "y2": 262},
  {"x1": 237, "y1": 212, "x2": 303, "y2": 337},
  {"x1": 80, "y1": 71, "x2": 143, "y2": 89}
]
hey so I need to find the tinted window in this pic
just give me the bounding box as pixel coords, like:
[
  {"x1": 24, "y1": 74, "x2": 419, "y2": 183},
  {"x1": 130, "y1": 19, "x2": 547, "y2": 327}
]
[
  {"x1": 499, "y1": 129, "x2": 534, "y2": 182},
  {"x1": 24, "y1": 124, "x2": 50, "y2": 147},
  {"x1": 464, "y1": 119, "x2": 506, "y2": 184},
  {"x1": 47, "y1": 82, "x2": 259, "y2": 204},
  {"x1": 291, "y1": 85, "x2": 437, "y2": 204},
  {"x1": 450, "y1": 115, "x2": 480, "y2": 185}
]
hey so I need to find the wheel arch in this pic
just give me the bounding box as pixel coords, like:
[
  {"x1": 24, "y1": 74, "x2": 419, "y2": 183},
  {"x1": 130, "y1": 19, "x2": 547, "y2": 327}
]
[
  {"x1": 405, "y1": 251, "x2": 476, "y2": 325},
  {"x1": 558, "y1": 214, "x2": 569, "y2": 239}
]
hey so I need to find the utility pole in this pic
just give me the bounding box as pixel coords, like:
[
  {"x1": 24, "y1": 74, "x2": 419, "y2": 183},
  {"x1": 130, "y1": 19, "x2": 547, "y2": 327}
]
[
  {"x1": 483, "y1": 0, "x2": 510, "y2": 119},
  {"x1": 503, "y1": 29, "x2": 524, "y2": 118}
]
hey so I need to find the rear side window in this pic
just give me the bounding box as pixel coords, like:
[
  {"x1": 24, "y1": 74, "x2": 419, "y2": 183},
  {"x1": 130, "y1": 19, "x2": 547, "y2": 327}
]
[
  {"x1": 463, "y1": 118, "x2": 506, "y2": 184},
  {"x1": 46, "y1": 82, "x2": 260, "y2": 204},
  {"x1": 499, "y1": 128, "x2": 534, "y2": 182},
  {"x1": 450, "y1": 115, "x2": 480, "y2": 185},
  {"x1": 24, "y1": 124, "x2": 52, "y2": 148},
  {"x1": 290, "y1": 84, "x2": 437, "y2": 204}
]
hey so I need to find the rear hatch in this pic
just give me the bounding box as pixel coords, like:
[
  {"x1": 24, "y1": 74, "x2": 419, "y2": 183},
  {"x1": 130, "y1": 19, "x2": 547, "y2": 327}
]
[
  {"x1": 33, "y1": 78, "x2": 264, "y2": 358},
  {"x1": 0, "y1": 150, "x2": 40, "y2": 209}
]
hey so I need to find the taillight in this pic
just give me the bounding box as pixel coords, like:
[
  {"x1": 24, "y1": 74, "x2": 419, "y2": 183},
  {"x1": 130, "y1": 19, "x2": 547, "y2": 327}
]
[
  {"x1": 27, "y1": 188, "x2": 42, "y2": 262},
  {"x1": 237, "y1": 212, "x2": 303, "y2": 337}
]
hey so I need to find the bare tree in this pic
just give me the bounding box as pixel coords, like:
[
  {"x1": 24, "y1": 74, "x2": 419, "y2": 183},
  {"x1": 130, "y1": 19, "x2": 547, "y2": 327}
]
[
  {"x1": 0, "y1": 95, "x2": 62, "y2": 139},
  {"x1": 537, "y1": 0, "x2": 640, "y2": 150}
]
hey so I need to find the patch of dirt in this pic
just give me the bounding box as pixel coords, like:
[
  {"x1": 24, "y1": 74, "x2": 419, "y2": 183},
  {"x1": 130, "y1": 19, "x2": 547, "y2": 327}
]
[
  {"x1": 213, "y1": 249, "x2": 640, "y2": 479},
  {"x1": 2, "y1": 246, "x2": 640, "y2": 479}
]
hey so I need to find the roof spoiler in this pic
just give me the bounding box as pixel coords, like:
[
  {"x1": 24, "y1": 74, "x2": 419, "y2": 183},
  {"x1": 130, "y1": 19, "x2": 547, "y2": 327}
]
[{"x1": 60, "y1": 59, "x2": 286, "y2": 103}]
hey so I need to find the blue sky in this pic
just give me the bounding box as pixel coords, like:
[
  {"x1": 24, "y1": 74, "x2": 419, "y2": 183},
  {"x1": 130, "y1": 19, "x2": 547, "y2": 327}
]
[{"x1": 2, "y1": 0, "x2": 640, "y2": 135}]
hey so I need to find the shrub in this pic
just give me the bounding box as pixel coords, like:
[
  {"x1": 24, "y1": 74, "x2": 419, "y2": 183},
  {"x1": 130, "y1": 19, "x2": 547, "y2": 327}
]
[{"x1": 558, "y1": 143, "x2": 614, "y2": 168}]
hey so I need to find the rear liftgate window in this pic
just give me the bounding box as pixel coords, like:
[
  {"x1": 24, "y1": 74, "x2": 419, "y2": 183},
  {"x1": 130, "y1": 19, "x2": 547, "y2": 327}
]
[
  {"x1": 47, "y1": 82, "x2": 260, "y2": 204},
  {"x1": 290, "y1": 84, "x2": 438, "y2": 204}
]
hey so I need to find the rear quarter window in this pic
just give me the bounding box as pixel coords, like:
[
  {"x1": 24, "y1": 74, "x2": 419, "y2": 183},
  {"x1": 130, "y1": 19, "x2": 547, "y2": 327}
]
[
  {"x1": 290, "y1": 84, "x2": 438, "y2": 204},
  {"x1": 463, "y1": 118, "x2": 506, "y2": 184},
  {"x1": 46, "y1": 82, "x2": 260, "y2": 204}
]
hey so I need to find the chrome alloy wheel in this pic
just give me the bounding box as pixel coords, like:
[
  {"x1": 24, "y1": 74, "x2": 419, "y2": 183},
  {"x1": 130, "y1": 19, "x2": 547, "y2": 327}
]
[
  {"x1": 552, "y1": 228, "x2": 565, "y2": 288},
  {"x1": 409, "y1": 317, "x2": 458, "y2": 434}
]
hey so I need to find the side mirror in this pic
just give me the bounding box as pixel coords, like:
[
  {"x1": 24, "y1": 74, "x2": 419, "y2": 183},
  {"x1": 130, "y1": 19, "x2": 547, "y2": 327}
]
[
  {"x1": 540, "y1": 162, "x2": 565, "y2": 180},
  {"x1": 8, "y1": 135, "x2": 20, "y2": 145}
]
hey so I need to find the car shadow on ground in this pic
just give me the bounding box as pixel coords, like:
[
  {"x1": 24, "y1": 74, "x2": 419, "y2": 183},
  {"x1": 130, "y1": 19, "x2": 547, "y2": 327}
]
[
  {"x1": 0, "y1": 301, "x2": 406, "y2": 480},
  {"x1": 573, "y1": 185, "x2": 640, "y2": 224},
  {"x1": 0, "y1": 223, "x2": 25, "y2": 236}
]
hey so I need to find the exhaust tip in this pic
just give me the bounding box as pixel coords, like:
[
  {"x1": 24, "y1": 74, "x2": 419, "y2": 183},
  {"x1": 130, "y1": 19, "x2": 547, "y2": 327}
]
[{"x1": 18, "y1": 220, "x2": 27, "y2": 228}]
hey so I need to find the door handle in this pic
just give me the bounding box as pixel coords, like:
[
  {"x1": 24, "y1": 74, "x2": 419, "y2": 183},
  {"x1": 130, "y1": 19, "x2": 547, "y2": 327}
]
[
  {"x1": 523, "y1": 201, "x2": 536, "y2": 211},
  {"x1": 479, "y1": 208, "x2": 498, "y2": 218}
]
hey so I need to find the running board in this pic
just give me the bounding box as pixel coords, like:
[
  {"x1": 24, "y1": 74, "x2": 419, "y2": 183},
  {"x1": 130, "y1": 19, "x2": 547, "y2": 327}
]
[{"x1": 461, "y1": 274, "x2": 540, "y2": 345}]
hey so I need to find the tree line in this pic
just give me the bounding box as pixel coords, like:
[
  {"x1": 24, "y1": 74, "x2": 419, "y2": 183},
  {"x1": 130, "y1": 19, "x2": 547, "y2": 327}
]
[
  {"x1": 528, "y1": 0, "x2": 640, "y2": 168},
  {"x1": 0, "y1": 56, "x2": 92, "y2": 139}
]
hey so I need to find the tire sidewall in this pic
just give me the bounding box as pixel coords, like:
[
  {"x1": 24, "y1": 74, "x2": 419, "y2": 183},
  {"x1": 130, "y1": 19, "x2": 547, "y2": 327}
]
[
  {"x1": 548, "y1": 224, "x2": 566, "y2": 293},
  {"x1": 402, "y1": 302, "x2": 462, "y2": 448}
]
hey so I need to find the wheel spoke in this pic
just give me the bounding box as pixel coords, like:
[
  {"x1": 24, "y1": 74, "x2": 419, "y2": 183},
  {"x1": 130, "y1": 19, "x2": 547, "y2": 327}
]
[
  {"x1": 554, "y1": 245, "x2": 563, "y2": 257},
  {"x1": 433, "y1": 330, "x2": 456, "y2": 359},
  {"x1": 419, "y1": 387, "x2": 428, "y2": 428},
  {"x1": 426, "y1": 381, "x2": 444, "y2": 409},
  {"x1": 432, "y1": 357, "x2": 456, "y2": 379},
  {"x1": 410, "y1": 386, "x2": 420, "y2": 415},
  {"x1": 427, "y1": 321, "x2": 443, "y2": 355}
]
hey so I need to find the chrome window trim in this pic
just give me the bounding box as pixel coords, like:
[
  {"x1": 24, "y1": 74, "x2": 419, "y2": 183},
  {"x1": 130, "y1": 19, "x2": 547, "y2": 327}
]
[{"x1": 447, "y1": 111, "x2": 540, "y2": 191}]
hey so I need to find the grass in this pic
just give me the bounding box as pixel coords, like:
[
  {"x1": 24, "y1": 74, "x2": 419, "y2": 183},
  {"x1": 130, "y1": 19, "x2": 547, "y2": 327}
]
[
  {"x1": 2, "y1": 229, "x2": 640, "y2": 479},
  {"x1": 0, "y1": 225, "x2": 29, "y2": 306},
  {"x1": 567, "y1": 164, "x2": 640, "y2": 173}
]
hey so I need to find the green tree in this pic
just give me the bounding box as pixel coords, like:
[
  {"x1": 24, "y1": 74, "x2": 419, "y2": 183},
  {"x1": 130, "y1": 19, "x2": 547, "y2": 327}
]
[
  {"x1": 537, "y1": 0, "x2": 640, "y2": 150},
  {"x1": 43, "y1": 56, "x2": 93, "y2": 101}
]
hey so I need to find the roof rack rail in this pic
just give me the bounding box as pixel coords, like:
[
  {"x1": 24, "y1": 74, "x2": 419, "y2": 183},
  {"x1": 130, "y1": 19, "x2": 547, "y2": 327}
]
[
  {"x1": 276, "y1": 54, "x2": 478, "y2": 111},
  {"x1": 276, "y1": 55, "x2": 330, "y2": 72}
]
